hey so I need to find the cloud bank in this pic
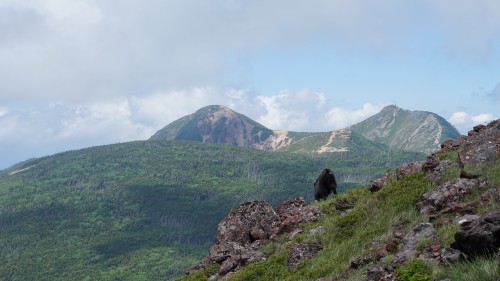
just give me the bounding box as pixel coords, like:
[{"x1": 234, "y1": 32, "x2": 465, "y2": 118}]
[{"x1": 1, "y1": 1, "x2": 500, "y2": 103}]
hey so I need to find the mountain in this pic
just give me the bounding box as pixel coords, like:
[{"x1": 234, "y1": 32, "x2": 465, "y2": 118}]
[
  {"x1": 149, "y1": 105, "x2": 277, "y2": 149},
  {"x1": 350, "y1": 105, "x2": 461, "y2": 153},
  {"x1": 150, "y1": 105, "x2": 460, "y2": 154}
]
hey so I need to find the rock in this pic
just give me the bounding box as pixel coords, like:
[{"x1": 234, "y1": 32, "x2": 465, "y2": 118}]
[
  {"x1": 422, "y1": 154, "x2": 440, "y2": 172},
  {"x1": 217, "y1": 201, "x2": 280, "y2": 245},
  {"x1": 440, "y1": 246, "x2": 462, "y2": 265},
  {"x1": 350, "y1": 249, "x2": 385, "y2": 270},
  {"x1": 451, "y1": 210, "x2": 500, "y2": 258},
  {"x1": 455, "y1": 214, "x2": 480, "y2": 227},
  {"x1": 309, "y1": 226, "x2": 324, "y2": 236},
  {"x1": 350, "y1": 256, "x2": 373, "y2": 270},
  {"x1": 275, "y1": 197, "x2": 322, "y2": 235},
  {"x1": 480, "y1": 186, "x2": 500, "y2": 202},
  {"x1": 393, "y1": 230, "x2": 404, "y2": 239},
  {"x1": 187, "y1": 198, "x2": 323, "y2": 276},
  {"x1": 460, "y1": 170, "x2": 480, "y2": 179},
  {"x1": 396, "y1": 162, "x2": 423, "y2": 179},
  {"x1": 459, "y1": 120, "x2": 500, "y2": 166},
  {"x1": 187, "y1": 201, "x2": 279, "y2": 275},
  {"x1": 287, "y1": 243, "x2": 323, "y2": 267},
  {"x1": 366, "y1": 265, "x2": 386, "y2": 281},
  {"x1": 425, "y1": 159, "x2": 455, "y2": 184},
  {"x1": 416, "y1": 179, "x2": 477, "y2": 215},
  {"x1": 398, "y1": 223, "x2": 437, "y2": 261},
  {"x1": 440, "y1": 139, "x2": 455, "y2": 153},
  {"x1": 370, "y1": 177, "x2": 387, "y2": 192},
  {"x1": 473, "y1": 124, "x2": 487, "y2": 132}
]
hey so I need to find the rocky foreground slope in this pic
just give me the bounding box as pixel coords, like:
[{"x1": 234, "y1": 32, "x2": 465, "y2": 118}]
[{"x1": 183, "y1": 120, "x2": 499, "y2": 281}]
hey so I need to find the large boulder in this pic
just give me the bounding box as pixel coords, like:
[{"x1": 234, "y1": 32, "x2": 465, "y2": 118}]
[
  {"x1": 186, "y1": 198, "x2": 323, "y2": 277},
  {"x1": 216, "y1": 201, "x2": 280, "y2": 245},
  {"x1": 186, "y1": 201, "x2": 279, "y2": 276},
  {"x1": 451, "y1": 210, "x2": 500, "y2": 258}
]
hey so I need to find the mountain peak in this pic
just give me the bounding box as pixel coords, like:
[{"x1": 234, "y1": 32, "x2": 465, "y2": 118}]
[
  {"x1": 149, "y1": 105, "x2": 274, "y2": 148},
  {"x1": 350, "y1": 106, "x2": 460, "y2": 153},
  {"x1": 380, "y1": 104, "x2": 401, "y2": 113}
]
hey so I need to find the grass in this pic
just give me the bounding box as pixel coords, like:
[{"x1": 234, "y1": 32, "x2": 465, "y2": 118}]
[
  {"x1": 436, "y1": 256, "x2": 500, "y2": 281},
  {"x1": 396, "y1": 259, "x2": 433, "y2": 281},
  {"x1": 223, "y1": 173, "x2": 434, "y2": 281},
  {"x1": 182, "y1": 155, "x2": 500, "y2": 281}
]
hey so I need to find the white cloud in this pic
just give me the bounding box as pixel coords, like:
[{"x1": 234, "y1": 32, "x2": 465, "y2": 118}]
[
  {"x1": 55, "y1": 99, "x2": 151, "y2": 141},
  {"x1": 255, "y1": 89, "x2": 328, "y2": 131},
  {"x1": 449, "y1": 111, "x2": 496, "y2": 133},
  {"x1": 325, "y1": 102, "x2": 388, "y2": 130}
]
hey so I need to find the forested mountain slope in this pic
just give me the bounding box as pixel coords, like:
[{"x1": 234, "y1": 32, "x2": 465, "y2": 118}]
[{"x1": 0, "y1": 140, "x2": 423, "y2": 280}]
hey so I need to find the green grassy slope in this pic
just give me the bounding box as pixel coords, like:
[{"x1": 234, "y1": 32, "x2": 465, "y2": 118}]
[
  {"x1": 183, "y1": 154, "x2": 500, "y2": 281},
  {"x1": 0, "y1": 140, "x2": 423, "y2": 280}
]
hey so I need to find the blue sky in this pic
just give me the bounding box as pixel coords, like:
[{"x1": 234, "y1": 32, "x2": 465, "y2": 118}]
[{"x1": 0, "y1": 0, "x2": 499, "y2": 169}]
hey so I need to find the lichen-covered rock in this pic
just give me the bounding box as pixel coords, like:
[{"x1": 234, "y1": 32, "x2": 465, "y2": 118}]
[
  {"x1": 440, "y1": 246, "x2": 462, "y2": 265},
  {"x1": 399, "y1": 223, "x2": 437, "y2": 260},
  {"x1": 275, "y1": 197, "x2": 323, "y2": 235},
  {"x1": 287, "y1": 242, "x2": 323, "y2": 267},
  {"x1": 416, "y1": 179, "x2": 477, "y2": 214},
  {"x1": 459, "y1": 120, "x2": 500, "y2": 165},
  {"x1": 216, "y1": 201, "x2": 280, "y2": 245},
  {"x1": 186, "y1": 201, "x2": 279, "y2": 275},
  {"x1": 186, "y1": 198, "x2": 323, "y2": 277}
]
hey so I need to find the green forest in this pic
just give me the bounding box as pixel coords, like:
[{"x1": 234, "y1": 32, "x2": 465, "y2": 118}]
[{"x1": 0, "y1": 140, "x2": 423, "y2": 280}]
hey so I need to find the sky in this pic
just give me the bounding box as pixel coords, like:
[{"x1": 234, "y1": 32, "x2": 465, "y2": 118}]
[{"x1": 0, "y1": 0, "x2": 499, "y2": 169}]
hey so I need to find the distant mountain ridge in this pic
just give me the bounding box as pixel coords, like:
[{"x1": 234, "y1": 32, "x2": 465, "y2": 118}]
[
  {"x1": 350, "y1": 105, "x2": 460, "y2": 153},
  {"x1": 150, "y1": 104, "x2": 461, "y2": 154}
]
